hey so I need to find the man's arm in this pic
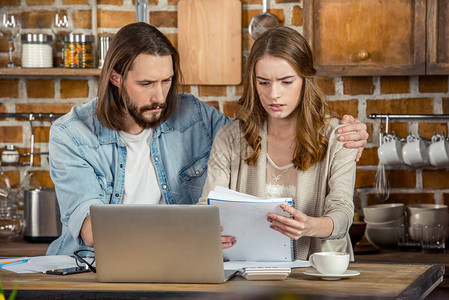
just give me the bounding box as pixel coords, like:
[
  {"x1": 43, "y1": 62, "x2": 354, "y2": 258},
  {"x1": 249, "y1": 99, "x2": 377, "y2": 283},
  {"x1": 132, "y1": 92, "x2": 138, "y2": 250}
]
[
  {"x1": 80, "y1": 216, "x2": 93, "y2": 247},
  {"x1": 49, "y1": 123, "x2": 109, "y2": 248},
  {"x1": 337, "y1": 114, "x2": 369, "y2": 162}
]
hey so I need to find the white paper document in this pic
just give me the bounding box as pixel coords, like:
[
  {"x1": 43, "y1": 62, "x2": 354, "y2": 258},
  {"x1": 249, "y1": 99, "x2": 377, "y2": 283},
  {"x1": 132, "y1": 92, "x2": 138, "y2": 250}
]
[
  {"x1": 2, "y1": 255, "x2": 78, "y2": 273},
  {"x1": 208, "y1": 186, "x2": 294, "y2": 262}
]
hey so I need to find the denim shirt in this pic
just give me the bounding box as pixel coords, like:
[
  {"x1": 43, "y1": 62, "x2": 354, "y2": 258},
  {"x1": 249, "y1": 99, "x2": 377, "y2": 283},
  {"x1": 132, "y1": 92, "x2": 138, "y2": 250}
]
[{"x1": 46, "y1": 93, "x2": 230, "y2": 255}]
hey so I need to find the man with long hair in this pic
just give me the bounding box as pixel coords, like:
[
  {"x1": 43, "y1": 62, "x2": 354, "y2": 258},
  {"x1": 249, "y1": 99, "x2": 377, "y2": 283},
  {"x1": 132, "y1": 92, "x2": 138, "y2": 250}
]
[{"x1": 47, "y1": 23, "x2": 368, "y2": 255}]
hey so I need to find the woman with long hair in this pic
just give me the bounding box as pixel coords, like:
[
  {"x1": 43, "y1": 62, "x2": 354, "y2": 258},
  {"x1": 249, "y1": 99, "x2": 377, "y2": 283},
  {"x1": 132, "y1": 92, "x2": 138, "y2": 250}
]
[{"x1": 200, "y1": 26, "x2": 357, "y2": 259}]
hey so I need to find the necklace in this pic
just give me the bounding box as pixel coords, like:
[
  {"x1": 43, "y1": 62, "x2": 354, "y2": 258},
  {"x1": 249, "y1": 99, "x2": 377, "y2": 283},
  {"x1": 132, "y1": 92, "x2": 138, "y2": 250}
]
[
  {"x1": 272, "y1": 168, "x2": 291, "y2": 182},
  {"x1": 267, "y1": 154, "x2": 294, "y2": 182}
]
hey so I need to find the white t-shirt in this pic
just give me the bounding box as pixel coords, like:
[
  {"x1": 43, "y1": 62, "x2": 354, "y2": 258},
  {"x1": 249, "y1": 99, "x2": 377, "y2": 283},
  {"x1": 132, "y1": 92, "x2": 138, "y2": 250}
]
[{"x1": 118, "y1": 128, "x2": 164, "y2": 205}]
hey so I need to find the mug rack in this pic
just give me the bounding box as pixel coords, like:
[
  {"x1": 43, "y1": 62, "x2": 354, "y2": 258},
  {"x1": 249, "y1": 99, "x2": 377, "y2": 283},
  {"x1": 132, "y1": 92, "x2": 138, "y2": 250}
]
[
  {"x1": 370, "y1": 113, "x2": 449, "y2": 169},
  {"x1": 369, "y1": 114, "x2": 449, "y2": 137},
  {"x1": 0, "y1": 112, "x2": 64, "y2": 166},
  {"x1": 370, "y1": 113, "x2": 449, "y2": 144}
]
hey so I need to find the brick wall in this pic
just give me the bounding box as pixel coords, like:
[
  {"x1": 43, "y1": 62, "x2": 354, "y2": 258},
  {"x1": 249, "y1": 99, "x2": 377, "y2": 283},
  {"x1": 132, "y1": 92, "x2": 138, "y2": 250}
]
[{"x1": 1, "y1": 0, "x2": 448, "y2": 216}]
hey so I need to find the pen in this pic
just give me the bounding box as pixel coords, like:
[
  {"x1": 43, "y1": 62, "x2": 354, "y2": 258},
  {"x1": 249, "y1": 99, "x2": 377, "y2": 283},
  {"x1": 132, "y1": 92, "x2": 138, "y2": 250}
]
[{"x1": 0, "y1": 259, "x2": 29, "y2": 269}]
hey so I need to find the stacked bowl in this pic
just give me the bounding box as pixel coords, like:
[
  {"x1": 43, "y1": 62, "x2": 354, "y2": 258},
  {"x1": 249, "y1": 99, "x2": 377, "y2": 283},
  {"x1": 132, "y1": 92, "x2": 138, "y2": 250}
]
[
  {"x1": 407, "y1": 204, "x2": 449, "y2": 248},
  {"x1": 407, "y1": 204, "x2": 449, "y2": 226},
  {"x1": 363, "y1": 203, "x2": 405, "y2": 248}
]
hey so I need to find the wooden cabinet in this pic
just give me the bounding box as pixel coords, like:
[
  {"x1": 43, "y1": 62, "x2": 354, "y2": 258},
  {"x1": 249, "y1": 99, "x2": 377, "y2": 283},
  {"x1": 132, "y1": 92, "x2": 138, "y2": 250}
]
[
  {"x1": 304, "y1": 0, "x2": 427, "y2": 76},
  {"x1": 426, "y1": 0, "x2": 449, "y2": 74}
]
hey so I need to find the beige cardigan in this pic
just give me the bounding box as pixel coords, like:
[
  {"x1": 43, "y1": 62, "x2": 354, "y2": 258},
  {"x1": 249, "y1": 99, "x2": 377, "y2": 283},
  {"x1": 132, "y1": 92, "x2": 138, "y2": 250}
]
[{"x1": 200, "y1": 118, "x2": 357, "y2": 260}]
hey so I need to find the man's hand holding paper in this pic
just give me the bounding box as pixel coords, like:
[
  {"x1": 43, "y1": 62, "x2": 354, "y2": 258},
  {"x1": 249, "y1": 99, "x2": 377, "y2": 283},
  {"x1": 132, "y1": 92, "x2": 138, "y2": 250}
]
[{"x1": 221, "y1": 226, "x2": 236, "y2": 249}]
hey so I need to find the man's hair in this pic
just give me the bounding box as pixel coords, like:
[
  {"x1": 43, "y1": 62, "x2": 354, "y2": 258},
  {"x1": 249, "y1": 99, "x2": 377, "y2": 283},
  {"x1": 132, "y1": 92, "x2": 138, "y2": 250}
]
[
  {"x1": 238, "y1": 26, "x2": 330, "y2": 171},
  {"x1": 96, "y1": 22, "x2": 181, "y2": 131}
]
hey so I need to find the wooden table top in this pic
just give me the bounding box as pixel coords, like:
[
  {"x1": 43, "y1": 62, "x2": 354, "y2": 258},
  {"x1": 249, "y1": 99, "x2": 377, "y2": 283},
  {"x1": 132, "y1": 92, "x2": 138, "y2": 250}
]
[
  {"x1": 0, "y1": 240, "x2": 49, "y2": 257},
  {"x1": 355, "y1": 246, "x2": 449, "y2": 287},
  {"x1": 1, "y1": 240, "x2": 447, "y2": 298},
  {"x1": 0, "y1": 262, "x2": 444, "y2": 299},
  {"x1": 2, "y1": 240, "x2": 448, "y2": 269}
]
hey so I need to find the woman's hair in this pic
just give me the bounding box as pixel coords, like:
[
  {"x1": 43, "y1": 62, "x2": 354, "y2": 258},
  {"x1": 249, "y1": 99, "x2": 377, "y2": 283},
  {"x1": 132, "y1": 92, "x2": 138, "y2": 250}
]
[
  {"x1": 96, "y1": 22, "x2": 181, "y2": 131},
  {"x1": 238, "y1": 26, "x2": 331, "y2": 171}
]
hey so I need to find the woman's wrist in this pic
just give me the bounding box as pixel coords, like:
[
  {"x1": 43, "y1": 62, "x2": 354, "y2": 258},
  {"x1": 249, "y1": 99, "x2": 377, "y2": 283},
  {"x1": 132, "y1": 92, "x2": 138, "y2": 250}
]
[{"x1": 307, "y1": 215, "x2": 334, "y2": 238}]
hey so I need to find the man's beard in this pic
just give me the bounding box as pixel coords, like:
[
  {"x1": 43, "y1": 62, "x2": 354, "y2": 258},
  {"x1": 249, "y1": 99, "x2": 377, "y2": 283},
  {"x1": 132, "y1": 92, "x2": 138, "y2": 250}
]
[{"x1": 124, "y1": 90, "x2": 168, "y2": 129}]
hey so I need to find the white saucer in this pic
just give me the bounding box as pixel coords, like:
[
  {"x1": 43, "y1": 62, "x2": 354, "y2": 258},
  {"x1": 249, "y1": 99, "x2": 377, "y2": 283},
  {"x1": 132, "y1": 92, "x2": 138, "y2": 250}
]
[{"x1": 303, "y1": 269, "x2": 360, "y2": 280}]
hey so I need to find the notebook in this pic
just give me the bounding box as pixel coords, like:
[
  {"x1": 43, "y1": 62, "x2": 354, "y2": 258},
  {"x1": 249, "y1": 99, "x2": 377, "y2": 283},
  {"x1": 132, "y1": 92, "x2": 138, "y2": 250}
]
[
  {"x1": 90, "y1": 204, "x2": 237, "y2": 283},
  {"x1": 207, "y1": 187, "x2": 295, "y2": 262}
]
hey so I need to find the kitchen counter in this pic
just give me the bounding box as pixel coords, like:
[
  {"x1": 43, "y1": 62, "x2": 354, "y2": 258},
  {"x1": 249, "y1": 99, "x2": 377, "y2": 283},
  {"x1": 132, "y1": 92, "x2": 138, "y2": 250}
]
[
  {"x1": 3, "y1": 240, "x2": 449, "y2": 271},
  {"x1": 356, "y1": 247, "x2": 449, "y2": 273},
  {"x1": 0, "y1": 240, "x2": 49, "y2": 257},
  {"x1": 0, "y1": 262, "x2": 444, "y2": 299},
  {"x1": 1, "y1": 240, "x2": 448, "y2": 299}
]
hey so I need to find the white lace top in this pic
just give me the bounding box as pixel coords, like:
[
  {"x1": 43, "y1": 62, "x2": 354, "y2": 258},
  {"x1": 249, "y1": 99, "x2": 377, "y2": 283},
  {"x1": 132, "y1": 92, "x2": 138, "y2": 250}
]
[{"x1": 265, "y1": 154, "x2": 297, "y2": 200}]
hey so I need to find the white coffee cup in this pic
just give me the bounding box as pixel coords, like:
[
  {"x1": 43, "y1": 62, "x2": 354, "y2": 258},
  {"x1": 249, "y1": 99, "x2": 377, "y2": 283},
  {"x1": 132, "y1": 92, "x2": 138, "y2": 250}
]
[
  {"x1": 377, "y1": 134, "x2": 403, "y2": 165},
  {"x1": 308, "y1": 252, "x2": 350, "y2": 275},
  {"x1": 402, "y1": 134, "x2": 429, "y2": 167},
  {"x1": 428, "y1": 134, "x2": 449, "y2": 167}
]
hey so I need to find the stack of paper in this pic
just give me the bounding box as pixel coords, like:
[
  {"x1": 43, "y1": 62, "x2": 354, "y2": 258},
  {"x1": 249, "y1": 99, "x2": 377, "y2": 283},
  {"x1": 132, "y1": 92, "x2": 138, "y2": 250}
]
[
  {"x1": 0, "y1": 256, "x2": 78, "y2": 273},
  {"x1": 207, "y1": 186, "x2": 294, "y2": 262}
]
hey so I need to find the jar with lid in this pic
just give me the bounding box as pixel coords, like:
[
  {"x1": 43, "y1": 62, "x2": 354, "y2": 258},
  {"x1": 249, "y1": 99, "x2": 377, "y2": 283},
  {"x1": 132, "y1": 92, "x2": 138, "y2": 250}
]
[
  {"x1": 21, "y1": 34, "x2": 53, "y2": 68},
  {"x1": 1, "y1": 145, "x2": 20, "y2": 163},
  {"x1": 63, "y1": 34, "x2": 95, "y2": 68}
]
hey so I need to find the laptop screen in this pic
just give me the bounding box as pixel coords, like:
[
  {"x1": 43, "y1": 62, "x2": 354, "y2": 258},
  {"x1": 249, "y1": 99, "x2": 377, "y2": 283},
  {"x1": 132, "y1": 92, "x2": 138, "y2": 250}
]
[{"x1": 90, "y1": 204, "x2": 228, "y2": 283}]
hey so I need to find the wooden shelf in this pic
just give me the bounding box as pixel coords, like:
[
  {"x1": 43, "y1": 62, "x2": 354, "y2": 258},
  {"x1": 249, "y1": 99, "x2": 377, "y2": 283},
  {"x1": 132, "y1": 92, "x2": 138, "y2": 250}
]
[{"x1": 0, "y1": 68, "x2": 101, "y2": 76}]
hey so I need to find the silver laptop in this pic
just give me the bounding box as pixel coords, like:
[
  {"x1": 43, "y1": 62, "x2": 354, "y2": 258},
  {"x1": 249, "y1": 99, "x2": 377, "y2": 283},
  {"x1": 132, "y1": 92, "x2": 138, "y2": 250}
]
[{"x1": 90, "y1": 204, "x2": 237, "y2": 283}]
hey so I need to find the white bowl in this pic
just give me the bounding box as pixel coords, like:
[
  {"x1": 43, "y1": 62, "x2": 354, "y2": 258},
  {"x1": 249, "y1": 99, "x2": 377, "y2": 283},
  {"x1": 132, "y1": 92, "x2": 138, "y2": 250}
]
[
  {"x1": 365, "y1": 216, "x2": 405, "y2": 228},
  {"x1": 409, "y1": 210, "x2": 449, "y2": 226},
  {"x1": 407, "y1": 204, "x2": 448, "y2": 216},
  {"x1": 363, "y1": 203, "x2": 404, "y2": 223},
  {"x1": 365, "y1": 226, "x2": 400, "y2": 249}
]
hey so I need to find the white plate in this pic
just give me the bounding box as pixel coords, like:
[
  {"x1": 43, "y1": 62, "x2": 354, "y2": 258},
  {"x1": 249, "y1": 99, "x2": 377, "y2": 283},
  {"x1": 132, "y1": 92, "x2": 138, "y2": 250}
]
[{"x1": 303, "y1": 269, "x2": 360, "y2": 280}]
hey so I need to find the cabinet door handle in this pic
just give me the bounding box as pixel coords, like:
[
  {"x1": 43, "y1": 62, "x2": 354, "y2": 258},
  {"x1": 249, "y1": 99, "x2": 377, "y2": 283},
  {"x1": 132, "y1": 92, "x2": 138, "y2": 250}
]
[{"x1": 357, "y1": 50, "x2": 370, "y2": 61}]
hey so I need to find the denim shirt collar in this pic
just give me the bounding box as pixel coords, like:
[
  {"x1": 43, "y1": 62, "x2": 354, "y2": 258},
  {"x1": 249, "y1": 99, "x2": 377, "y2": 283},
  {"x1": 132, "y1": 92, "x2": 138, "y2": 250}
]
[
  {"x1": 95, "y1": 117, "x2": 125, "y2": 147},
  {"x1": 153, "y1": 121, "x2": 174, "y2": 138}
]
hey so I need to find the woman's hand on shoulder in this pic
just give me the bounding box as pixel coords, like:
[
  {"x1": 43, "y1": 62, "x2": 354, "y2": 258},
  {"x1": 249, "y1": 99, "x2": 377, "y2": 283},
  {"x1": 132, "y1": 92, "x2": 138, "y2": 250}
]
[
  {"x1": 267, "y1": 204, "x2": 333, "y2": 240},
  {"x1": 337, "y1": 114, "x2": 369, "y2": 162}
]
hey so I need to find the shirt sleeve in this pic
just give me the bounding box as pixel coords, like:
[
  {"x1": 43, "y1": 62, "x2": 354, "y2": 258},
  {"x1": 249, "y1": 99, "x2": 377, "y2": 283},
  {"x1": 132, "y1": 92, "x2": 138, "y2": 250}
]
[
  {"x1": 49, "y1": 124, "x2": 109, "y2": 245},
  {"x1": 322, "y1": 126, "x2": 357, "y2": 240},
  {"x1": 199, "y1": 123, "x2": 235, "y2": 204}
]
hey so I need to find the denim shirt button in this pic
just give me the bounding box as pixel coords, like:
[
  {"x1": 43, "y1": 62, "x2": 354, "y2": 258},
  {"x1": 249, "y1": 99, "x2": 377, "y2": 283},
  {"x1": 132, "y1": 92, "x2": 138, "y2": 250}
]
[
  {"x1": 195, "y1": 170, "x2": 200, "y2": 175},
  {"x1": 162, "y1": 185, "x2": 167, "y2": 189},
  {"x1": 115, "y1": 193, "x2": 119, "y2": 197},
  {"x1": 119, "y1": 164, "x2": 123, "y2": 168},
  {"x1": 154, "y1": 157, "x2": 159, "y2": 161}
]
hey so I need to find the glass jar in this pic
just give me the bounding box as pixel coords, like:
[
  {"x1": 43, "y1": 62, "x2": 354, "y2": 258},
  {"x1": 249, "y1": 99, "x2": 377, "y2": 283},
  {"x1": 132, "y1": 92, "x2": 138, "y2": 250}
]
[
  {"x1": 0, "y1": 174, "x2": 22, "y2": 241},
  {"x1": 21, "y1": 33, "x2": 53, "y2": 68},
  {"x1": 0, "y1": 199, "x2": 23, "y2": 241},
  {"x1": 98, "y1": 36, "x2": 112, "y2": 69},
  {"x1": 63, "y1": 34, "x2": 95, "y2": 68}
]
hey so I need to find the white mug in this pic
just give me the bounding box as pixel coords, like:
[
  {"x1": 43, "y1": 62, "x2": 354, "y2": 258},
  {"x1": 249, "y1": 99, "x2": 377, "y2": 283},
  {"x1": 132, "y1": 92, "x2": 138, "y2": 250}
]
[
  {"x1": 308, "y1": 252, "x2": 350, "y2": 275},
  {"x1": 377, "y1": 134, "x2": 403, "y2": 165},
  {"x1": 402, "y1": 134, "x2": 429, "y2": 167},
  {"x1": 428, "y1": 134, "x2": 449, "y2": 167}
]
